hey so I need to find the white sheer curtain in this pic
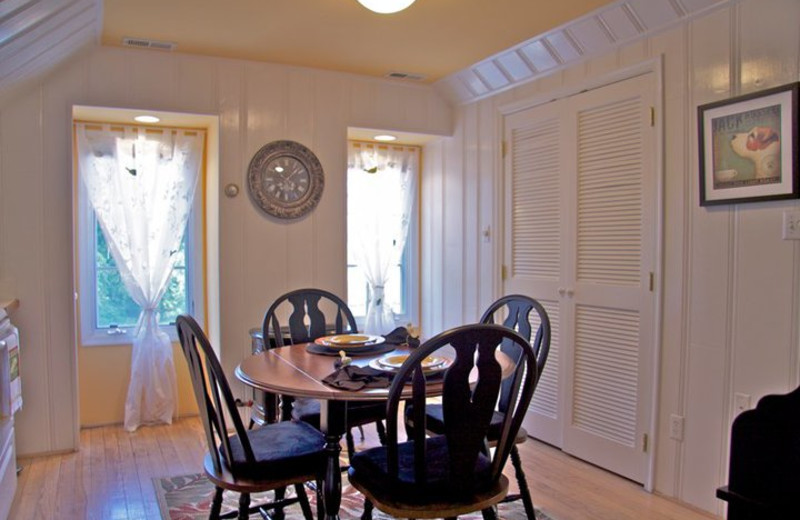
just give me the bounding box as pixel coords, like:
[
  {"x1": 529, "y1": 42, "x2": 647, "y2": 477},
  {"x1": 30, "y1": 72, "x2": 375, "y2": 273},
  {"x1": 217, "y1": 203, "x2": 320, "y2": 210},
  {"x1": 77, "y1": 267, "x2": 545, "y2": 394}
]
[
  {"x1": 76, "y1": 123, "x2": 204, "y2": 431},
  {"x1": 347, "y1": 142, "x2": 418, "y2": 334}
]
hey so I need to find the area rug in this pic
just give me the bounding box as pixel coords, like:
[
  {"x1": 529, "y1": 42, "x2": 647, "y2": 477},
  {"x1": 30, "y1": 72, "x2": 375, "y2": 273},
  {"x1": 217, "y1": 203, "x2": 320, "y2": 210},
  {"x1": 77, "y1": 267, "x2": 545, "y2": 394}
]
[{"x1": 154, "y1": 473, "x2": 553, "y2": 520}]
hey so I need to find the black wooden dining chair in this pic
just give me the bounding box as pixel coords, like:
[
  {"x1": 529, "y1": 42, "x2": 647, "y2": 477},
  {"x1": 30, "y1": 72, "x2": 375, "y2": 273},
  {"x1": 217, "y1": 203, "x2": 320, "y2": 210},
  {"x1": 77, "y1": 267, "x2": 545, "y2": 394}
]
[
  {"x1": 405, "y1": 294, "x2": 551, "y2": 519},
  {"x1": 176, "y1": 315, "x2": 324, "y2": 520},
  {"x1": 349, "y1": 323, "x2": 539, "y2": 520},
  {"x1": 260, "y1": 288, "x2": 387, "y2": 460}
]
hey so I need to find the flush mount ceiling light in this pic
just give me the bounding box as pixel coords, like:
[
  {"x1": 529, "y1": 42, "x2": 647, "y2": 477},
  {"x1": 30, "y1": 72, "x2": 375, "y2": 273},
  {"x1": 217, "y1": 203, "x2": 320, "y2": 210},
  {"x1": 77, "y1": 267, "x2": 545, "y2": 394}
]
[
  {"x1": 134, "y1": 115, "x2": 160, "y2": 123},
  {"x1": 373, "y1": 134, "x2": 397, "y2": 142},
  {"x1": 357, "y1": 0, "x2": 416, "y2": 14}
]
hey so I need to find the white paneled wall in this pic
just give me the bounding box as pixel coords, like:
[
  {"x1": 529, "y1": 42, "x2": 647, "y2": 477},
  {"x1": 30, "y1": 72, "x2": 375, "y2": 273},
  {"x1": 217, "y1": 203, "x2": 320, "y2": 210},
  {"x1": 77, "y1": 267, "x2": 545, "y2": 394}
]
[
  {"x1": 0, "y1": 45, "x2": 452, "y2": 456},
  {"x1": 425, "y1": 0, "x2": 800, "y2": 514}
]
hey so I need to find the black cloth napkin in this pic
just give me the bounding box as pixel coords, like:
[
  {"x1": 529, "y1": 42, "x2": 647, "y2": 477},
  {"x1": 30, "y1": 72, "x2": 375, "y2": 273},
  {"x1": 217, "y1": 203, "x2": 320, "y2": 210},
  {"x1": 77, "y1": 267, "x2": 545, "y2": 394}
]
[
  {"x1": 322, "y1": 365, "x2": 393, "y2": 391},
  {"x1": 382, "y1": 326, "x2": 420, "y2": 348}
]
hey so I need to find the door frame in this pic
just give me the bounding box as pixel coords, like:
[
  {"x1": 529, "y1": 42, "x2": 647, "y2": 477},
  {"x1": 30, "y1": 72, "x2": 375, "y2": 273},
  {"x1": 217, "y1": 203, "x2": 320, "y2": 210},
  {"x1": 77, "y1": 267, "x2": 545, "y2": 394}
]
[{"x1": 494, "y1": 56, "x2": 665, "y2": 491}]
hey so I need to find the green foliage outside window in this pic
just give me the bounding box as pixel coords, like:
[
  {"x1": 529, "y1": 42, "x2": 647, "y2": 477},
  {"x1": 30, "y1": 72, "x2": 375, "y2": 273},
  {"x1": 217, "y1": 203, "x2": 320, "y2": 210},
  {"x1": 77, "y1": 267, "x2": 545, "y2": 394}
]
[{"x1": 95, "y1": 221, "x2": 188, "y2": 329}]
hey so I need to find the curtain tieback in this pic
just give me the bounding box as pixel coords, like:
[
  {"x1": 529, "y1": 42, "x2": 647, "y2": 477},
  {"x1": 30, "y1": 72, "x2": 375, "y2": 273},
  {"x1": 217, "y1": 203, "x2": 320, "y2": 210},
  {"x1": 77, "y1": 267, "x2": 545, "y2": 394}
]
[{"x1": 370, "y1": 285, "x2": 385, "y2": 307}]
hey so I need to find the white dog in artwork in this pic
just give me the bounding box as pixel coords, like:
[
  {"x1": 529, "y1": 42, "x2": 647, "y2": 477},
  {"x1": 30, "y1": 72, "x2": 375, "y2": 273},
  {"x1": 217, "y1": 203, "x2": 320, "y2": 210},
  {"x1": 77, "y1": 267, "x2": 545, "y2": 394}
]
[{"x1": 730, "y1": 126, "x2": 781, "y2": 179}]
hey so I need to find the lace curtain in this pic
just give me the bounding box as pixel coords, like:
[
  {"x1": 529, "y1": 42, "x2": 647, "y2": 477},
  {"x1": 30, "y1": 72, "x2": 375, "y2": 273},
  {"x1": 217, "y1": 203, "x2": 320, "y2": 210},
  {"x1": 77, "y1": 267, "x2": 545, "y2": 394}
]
[
  {"x1": 347, "y1": 142, "x2": 418, "y2": 334},
  {"x1": 76, "y1": 123, "x2": 204, "y2": 431}
]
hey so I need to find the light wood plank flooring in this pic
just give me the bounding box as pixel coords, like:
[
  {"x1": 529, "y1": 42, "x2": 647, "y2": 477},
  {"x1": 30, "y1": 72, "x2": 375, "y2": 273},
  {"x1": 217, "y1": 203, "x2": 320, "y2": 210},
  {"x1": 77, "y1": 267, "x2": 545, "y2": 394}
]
[{"x1": 9, "y1": 417, "x2": 719, "y2": 520}]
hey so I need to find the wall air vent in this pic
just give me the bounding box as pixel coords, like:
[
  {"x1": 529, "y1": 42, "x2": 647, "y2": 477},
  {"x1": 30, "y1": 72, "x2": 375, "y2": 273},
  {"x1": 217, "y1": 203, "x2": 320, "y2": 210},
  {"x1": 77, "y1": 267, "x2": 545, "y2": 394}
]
[
  {"x1": 122, "y1": 37, "x2": 177, "y2": 51},
  {"x1": 385, "y1": 71, "x2": 427, "y2": 82}
]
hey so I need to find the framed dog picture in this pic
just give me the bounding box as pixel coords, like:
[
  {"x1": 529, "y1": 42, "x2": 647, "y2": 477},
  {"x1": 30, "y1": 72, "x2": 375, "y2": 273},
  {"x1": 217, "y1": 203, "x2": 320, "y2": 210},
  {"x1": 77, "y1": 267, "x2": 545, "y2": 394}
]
[{"x1": 698, "y1": 82, "x2": 799, "y2": 206}]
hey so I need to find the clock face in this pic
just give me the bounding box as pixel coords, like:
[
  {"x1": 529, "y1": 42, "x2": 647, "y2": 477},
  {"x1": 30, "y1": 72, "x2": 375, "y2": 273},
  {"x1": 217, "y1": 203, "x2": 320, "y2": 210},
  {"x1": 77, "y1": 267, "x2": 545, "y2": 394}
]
[
  {"x1": 263, "y1": 156, "x2": 310, "y2": 203},
  {"x1": 247, "y1": 141, "x2": 324, "y2": 219}
]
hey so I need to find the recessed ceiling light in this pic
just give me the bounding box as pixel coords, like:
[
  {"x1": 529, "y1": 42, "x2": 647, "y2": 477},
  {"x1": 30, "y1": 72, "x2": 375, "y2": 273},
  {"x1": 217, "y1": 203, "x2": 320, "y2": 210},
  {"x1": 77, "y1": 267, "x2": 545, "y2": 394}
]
[
  {"x1": 357, "y1": 0, "x2": 416, "y2": 14},
  {"x1": 374, "y1": 134, "x2": 397, "y2": 142},
  {"x1": 134, "y1": 115, "x2": 160, "y2": 123}
]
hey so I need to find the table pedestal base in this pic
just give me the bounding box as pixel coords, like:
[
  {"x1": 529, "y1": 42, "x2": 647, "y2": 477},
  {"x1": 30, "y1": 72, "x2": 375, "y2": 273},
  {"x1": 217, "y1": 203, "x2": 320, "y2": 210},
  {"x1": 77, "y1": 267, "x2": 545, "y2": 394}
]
[{"x1": 320, "y1": 400, "x2": 346, "y2": 520}]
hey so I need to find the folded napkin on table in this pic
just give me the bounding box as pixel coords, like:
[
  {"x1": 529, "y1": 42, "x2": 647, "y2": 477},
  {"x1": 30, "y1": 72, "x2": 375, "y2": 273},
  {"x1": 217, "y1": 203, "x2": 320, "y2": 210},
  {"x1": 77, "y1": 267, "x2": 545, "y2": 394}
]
[
  {"x1": 382, "y1": 326, "x2": 420, "y2": 348},
  {"x1": 323, "y1": 365, "x2": 393, "y2": 391}
]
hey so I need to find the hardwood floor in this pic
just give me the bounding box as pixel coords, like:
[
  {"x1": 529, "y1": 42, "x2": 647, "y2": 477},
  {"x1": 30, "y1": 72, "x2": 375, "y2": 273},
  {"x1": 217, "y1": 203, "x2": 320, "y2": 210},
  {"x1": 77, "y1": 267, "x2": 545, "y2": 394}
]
[{"x1": 9, "y1": 417, "x2": 719, "y2": 520}]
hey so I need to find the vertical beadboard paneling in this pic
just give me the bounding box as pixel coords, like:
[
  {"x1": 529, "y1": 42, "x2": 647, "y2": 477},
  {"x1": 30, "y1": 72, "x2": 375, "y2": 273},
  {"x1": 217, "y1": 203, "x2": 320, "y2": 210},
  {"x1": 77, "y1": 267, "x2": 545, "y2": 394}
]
[
  {"x1": 731, "y1": 0, "x2": 800, "y2": 438},
  {"x1": 442, "y1": 126, "x2": 464, "y2": 331},
  {"x1": 462, "y1": 104, "x2": 479, "y2": 321},
  {"x1": 86, "y1": 47, "x2": 130, "y2": 108},
  {"x1": 175, "y1": 56, "x2": 218, "y2": 115},
  {"x1": 687, "y1": 9, "x2": 732, "y2": 349},
  {"x1": 215, "y1": 59, "x2": 249, "y2": 375},
  {"x1": 733, "y1": 205, "x2": 797, "y2": 392},
  {"x1": 315, "y1": 74, "x2": 349, "y2": 298},
  {"x1": 738, "y1": 0, "x2": 800, "y2": 94},
  {"x1": 285, "y1": 69, "x2": 317, "y2": 290},
  {"x1": 241, "y1": 63, "x2": 289, "y2": 337},
  {"x1": 127, "y1": 51, "x2": 179, "y2": 110},
  {"x1": 650, "y1": 25, "x2": 689, "y2": 497},
  {"x1": 41, "y1": 58, "x2": 86, "y2": 450},
  {"x1": 435, "y1": 0, "x2": 797, "y2": 514},
  {"x1": 683, "y1": 6, "x2": 732, "y2": 513},
  {"x1": 421, "y1": 140, "x2": 445, "y2": 334},
  {"x1": 2, "y1": 90, "x2": 51, "y2": 454},
  {"x1": 0, "y1": 46, "x2": 453, "y2": 454},
  {"x1": 682, "y1": 343, "x2": 727, "y2": 510},
  {"x1": 477, "y1": 99, "x2": 497, "y2": 310}
]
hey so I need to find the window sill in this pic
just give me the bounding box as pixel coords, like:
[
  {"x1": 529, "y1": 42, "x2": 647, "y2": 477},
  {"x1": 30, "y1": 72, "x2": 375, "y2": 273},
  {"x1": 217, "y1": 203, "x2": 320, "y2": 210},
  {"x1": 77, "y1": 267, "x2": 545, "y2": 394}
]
[{"x1": 80, "y1": 327, "x2": 179, "y2": 347}]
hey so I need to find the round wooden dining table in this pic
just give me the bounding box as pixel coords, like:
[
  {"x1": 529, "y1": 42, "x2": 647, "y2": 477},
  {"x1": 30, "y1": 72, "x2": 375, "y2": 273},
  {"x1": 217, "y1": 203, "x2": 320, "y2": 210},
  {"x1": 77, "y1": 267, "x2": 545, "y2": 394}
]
[{"x1": 235, "y1": 341, "x2": 514, "y2": 520}]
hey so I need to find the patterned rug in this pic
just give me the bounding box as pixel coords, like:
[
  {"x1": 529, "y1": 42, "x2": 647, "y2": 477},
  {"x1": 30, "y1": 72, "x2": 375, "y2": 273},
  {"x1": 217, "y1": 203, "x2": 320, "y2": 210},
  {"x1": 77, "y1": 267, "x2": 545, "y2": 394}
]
[{"x1": 153, "y1": 472, "x2": 553, "y2": 520}]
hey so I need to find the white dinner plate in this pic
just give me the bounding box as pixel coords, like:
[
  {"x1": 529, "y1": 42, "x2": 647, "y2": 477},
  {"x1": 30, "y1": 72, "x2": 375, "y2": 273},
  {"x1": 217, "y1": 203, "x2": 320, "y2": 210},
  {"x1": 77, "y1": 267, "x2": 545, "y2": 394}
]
[
  {"x1": 314, "y1": 334, "x2": 385, "y2": 349},
  {"x1": 369, "y1": 355, "x2": 452, "y2": 375}
]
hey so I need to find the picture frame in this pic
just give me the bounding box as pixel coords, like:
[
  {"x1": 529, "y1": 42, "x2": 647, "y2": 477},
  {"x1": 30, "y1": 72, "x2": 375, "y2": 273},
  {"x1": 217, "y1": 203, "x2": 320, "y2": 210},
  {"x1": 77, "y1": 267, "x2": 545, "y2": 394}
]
[{"x1": 698, "y1": 82, "x2": 799, "y2": 206}]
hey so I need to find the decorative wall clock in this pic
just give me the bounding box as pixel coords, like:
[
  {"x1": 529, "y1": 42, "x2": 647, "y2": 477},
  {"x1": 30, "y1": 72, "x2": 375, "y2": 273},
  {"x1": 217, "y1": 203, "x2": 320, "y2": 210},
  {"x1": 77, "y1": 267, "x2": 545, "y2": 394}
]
[{"x1": 247, "y1": 140, "x2": 325, "y2": 219}]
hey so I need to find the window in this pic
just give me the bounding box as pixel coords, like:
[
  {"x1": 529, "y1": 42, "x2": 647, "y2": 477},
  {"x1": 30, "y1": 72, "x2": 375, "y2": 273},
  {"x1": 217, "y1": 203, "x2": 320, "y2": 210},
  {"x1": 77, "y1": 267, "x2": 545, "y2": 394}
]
[
  {"x1": 93, "y1": 218, "x2": 192, "y2": 331},
  {"x1": 346, "y1": 141, "x2": 419, "y2": 330},
  {"x1": 75, "y1": 120, "x2": 205, "y2": 346}
]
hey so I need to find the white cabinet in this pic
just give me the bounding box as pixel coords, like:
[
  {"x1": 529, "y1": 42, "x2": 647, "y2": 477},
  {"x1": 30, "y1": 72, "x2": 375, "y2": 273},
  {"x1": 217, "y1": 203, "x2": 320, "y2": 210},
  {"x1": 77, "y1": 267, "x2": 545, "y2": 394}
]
[
  {"x1": 0, "y1": 415, "x2": 16, "y2": 520},
  {"x1": 0, "y1": 301, "x2": 20, "y2": 520}
]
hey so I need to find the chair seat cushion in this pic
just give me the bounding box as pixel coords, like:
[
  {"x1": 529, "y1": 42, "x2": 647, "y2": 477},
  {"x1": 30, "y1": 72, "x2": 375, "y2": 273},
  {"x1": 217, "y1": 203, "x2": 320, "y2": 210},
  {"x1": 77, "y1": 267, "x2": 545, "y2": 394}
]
[
  {"x1": 223, "y1": 420, "x2": 325, "y2": 480},
  {"x1": 348, "y1": 435, "x2": 493, "y2": 503},
  {"x1": 408, "y1": 404, "x2": 528, "y2": 444},
  {"x1": 294, "y1": 398, "x2": 386, "y2": 429}
]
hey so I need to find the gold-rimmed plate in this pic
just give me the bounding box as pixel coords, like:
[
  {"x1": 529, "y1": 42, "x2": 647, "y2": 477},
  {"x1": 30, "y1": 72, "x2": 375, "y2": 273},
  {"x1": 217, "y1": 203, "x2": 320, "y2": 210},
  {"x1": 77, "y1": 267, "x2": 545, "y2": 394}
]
[
  {"x1": 369, "y1": 355, "x2": 452, "y2": 375},
  {"x1": 314, "y1": 334, "x2": 385, "y2": 349},
  {"x1": 378, "y1": 354, "x2": 446, "y2": 369}
]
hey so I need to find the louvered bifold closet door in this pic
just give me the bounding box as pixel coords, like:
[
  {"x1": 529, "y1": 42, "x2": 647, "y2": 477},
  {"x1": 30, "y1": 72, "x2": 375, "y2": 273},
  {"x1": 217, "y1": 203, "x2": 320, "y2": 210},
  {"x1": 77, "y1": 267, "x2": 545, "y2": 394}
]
[
  {"x1": 503, "y1": 100, "x2": 567, "y2": 447},
  {"x1": 562, "y1": 73, "x2": 656, "y2": 484}
]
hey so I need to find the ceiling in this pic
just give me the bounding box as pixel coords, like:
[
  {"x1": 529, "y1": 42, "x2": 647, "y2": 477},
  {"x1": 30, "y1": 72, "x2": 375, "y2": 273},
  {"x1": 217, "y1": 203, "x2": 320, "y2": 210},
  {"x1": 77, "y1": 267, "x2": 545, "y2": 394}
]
[
  {"x1": 100, "y1": 0, "x2": 617, "y2": 83},
  {"x1": 0, "y1": 0, "x2": 729, "y2": 106}
]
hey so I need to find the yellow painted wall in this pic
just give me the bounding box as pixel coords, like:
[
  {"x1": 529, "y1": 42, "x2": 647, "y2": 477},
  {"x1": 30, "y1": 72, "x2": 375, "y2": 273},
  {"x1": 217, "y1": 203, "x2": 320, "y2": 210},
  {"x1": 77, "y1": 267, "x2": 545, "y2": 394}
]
[{"x1": 78, "y1": 342, "x2": 197, "y2": 427}]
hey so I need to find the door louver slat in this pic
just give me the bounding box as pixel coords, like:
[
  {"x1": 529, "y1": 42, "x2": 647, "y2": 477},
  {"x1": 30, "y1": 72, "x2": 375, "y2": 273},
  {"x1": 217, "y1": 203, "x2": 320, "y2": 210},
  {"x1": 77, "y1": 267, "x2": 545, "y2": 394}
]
[
  {"x1": 577, "y1": 96, "x2": 642, "y2": 286},
  {"x1": 529, "y1": 299, "x2": 559, "y2": 419},
  {"x1": 511, "y1": 118, "x2": 561, "y2": 279},
  {"x1": 572, "y1": 305, "x2": 639, "y2": 447}
]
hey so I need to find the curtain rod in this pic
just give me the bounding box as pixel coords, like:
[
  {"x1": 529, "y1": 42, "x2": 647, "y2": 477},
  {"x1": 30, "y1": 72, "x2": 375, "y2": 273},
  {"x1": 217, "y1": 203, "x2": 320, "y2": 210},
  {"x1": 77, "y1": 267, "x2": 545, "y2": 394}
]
[
  {"x1": 349, "y1": 139, "x2": 421, "y2": 151},
  {"x1": 73, "y1": 120, "x2": 207, "y2": 134}
]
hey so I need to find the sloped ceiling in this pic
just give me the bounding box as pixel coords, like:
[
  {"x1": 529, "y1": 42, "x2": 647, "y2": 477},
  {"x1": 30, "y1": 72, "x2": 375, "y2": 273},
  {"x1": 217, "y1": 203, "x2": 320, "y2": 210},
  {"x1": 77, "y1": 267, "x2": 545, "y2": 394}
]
[
  {"x1": 436, "y1": 0, "x2": 731, "y2": 104},
  {"x1": 0, "y1": 0, "x2": 732, "y2": 107},
  {"x1": 0, "y1": 0, "x2": 99, "y2": 96}
]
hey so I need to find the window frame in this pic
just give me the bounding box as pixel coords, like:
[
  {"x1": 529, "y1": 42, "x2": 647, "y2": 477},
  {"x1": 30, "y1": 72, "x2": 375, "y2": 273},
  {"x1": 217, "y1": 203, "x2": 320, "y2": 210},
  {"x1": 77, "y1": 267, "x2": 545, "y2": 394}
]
[{"x1": 75, "y1": 125, "x2": 206, "y2": 347}]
